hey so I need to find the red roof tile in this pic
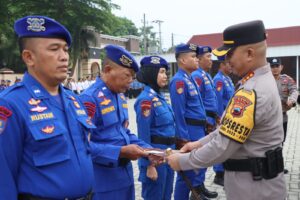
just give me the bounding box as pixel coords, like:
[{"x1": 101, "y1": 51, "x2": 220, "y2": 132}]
[{"x1": 188, "y1": 26, "x2": 300, "y2": 48}]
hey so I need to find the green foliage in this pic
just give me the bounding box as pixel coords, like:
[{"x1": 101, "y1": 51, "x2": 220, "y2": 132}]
[
  {"x1": 139, "y1": 25, "x2": 158, "y2": 54},
  {"x1": 0, "y1": 0, "x2": 138, "y2": 74}
]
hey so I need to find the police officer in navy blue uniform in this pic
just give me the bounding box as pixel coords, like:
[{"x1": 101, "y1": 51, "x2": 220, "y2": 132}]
[
  {"x1": 191, "y1": 46, "x2": 219, "y2": 196},
  {"x1": 0, "y1": 15, "x2": 95, "y2": 199},
  {"x1": 192, "y1": 46, "x2": 219, "y2": 132},
  {"x1": 134, "y1": 56, "x2": 175, "y2": 200},
  {"x1": 169, "y1": 43, "x2": 217, "y2": 200},
  {"x1": 211, "y1": 56, "x2": 235, "y2": 186},
  {"x1": 79, "y1": 45, "x2": 151, "y2": 200}
]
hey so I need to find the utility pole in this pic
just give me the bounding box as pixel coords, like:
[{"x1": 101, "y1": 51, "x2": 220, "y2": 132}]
[
  {"x1": 143, "y1": 14, "x2": 147, "y2": 55},
  {"x1": 152, "y1": 20, "x2": 163, "y2": 53},
  {"x1": 171, "y1": 33, "x2": 174, "y2": 47}
]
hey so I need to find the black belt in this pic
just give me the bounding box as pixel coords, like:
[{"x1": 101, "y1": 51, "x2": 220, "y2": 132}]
[
  {"x1": 185, "y1": 117, "x2": 206, "y2": 126},
  {"x1": 224, "y1": 148, "x2": 284, "y2": 181},
  {"x1": 18, "y1": 191, "x2": 93, "y2": 200},
  {"x1": 151, "y1": 135, "x2": 176, "y2": 145},
  {"x1": 205, "y1": 110, "x2": 217, "y2": 119}
]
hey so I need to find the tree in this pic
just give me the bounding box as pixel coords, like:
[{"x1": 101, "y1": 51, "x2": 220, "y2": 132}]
[
  {"x1": 139, "y1": 25, "x2": 159, "y2": 55},
  {"x1": 0, "y1": 0, "x2": 139, "y2": 74}
]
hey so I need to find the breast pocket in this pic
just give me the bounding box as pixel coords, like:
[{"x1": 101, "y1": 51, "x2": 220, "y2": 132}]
[
  {"x1": 204, "y1": 84, "x2": 215, "y2": 98},
  {"x1": 29, "y1": 121, "x2": 70, "y2": 167},
  {"x1": 98, "y1": 105, "x2": 119, "y2": 128},
  {"x1": 154, "y1": 106, "x2": 172, "y2": 126},
  {"x1": 187, "y1": 94, "x2": 201, "y2": 107}
]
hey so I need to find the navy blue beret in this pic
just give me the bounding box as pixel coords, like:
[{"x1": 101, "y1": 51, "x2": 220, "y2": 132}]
[
  {"x1": 175, "y1": 43, "x2": 198, "y2": 56},
  {"x1": 14, "y1": 15, "x2": 72, "y2": 47},
  {"x1": 105, "y1": 45, "x2": 139, "y2": 72},
  {"x1": 140, "y1": 56, "x2": 169, "y2": 70},
  {"x1": 197, "y1": 46, "x2": 212, "y2": 56}
]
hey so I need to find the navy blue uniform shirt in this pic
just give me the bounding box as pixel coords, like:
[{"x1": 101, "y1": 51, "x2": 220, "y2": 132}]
[{"x1": 0, "y1": 72, "x2": 95, "y2": 199}]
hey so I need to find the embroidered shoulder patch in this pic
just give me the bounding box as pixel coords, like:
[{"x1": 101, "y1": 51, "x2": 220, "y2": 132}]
[
  {"x1": 219, "y1": 89, "x2": 256, "y2": 143},
  {"x1": 141, "y1": 100, "x2": 151, "y2": 117},
  {"x1": 83, "y1": 102, "x2": 96, "y2": 118},
  {"x1": 216, "y1": 81, "x2": 223, "y2": 91},
  {"x1": 0, "y1": 106, "x2": 12, "y2": 134},
  {"x1": 176, "y1": 81, "x2": 184, "y2": 94}
]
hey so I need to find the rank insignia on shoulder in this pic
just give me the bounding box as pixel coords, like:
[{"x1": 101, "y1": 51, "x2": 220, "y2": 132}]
[
  {"x1": 41, "y1": 125, "x2": 55, "y2": 134},
  {"x1": 176, "y1": 81, "x2": 184, "y2": 94},
  {"x1": 141, "y1": 100, "x2": 151, "y2": 117},
  {"x1": 28, "y1": 98, "x2": 41, "y2": 105},
  {"x1": 100, "y1": 98, "x2": 111, "y2": 106},
  {"x1": 241, "y1": 71, "x2": 254, "y2": 84}
]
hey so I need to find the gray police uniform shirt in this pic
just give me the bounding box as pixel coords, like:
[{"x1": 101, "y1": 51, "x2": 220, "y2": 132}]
[
  {"x1": 178, "y1": 64, "x2": 287, "y2": 200},
  {"x1": 275, "y1": 74, "x2": 298, "y2": 122}
]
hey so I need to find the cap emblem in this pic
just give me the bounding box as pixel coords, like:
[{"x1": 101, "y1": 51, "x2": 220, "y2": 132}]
[{"x1": 27, "y1": 18, "x2": 46, "y2": 32}]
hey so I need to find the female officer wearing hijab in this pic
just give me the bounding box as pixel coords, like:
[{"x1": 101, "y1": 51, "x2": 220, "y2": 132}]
[{"x1": 134, "y1": 56, "x2": 176, "y2": 200}]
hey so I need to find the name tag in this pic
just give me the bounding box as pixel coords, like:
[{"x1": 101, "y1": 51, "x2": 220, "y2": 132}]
[{"x1": 31, "y1": 112, "x2": 54, "y2": 121}]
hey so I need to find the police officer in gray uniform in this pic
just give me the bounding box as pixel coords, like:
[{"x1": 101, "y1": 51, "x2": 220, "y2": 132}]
[
  {"x1": 269, "y1": 57, "x2": 298, "y2": 174},
  {"x1": 269, "y1": 58, "x2": 298, "y2": 141},
  {"x1": 167, "y1": 20, "x2": 287, "y2": 200}
]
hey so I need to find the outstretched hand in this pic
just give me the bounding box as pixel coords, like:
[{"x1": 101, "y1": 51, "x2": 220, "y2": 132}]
[
  {"x1": 120, "y1": 144, "x2": 147, "y2": 160},
  {"x1": 180, "y1": 141, "x2": 202, "y2": 153}
]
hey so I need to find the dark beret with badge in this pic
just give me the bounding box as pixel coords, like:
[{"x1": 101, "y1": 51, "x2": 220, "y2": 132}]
[
  {"x1": 268, "y1": 57, "x2": 282, "y2": 67},
  {"x1": 140, "y1": 56, "x2": 169, "y2": 70},
  {"x1": 197, "y1": 46, "x2": 212, "y2": 56},
  {"x1": 212, "y1": 20, "x2": 267, "y2": 57},
  {"x1": 105, "y1": 44, "x2": 139, "y2": 72},
  {"x1": 137, "y1": 56, "x2": 168, "y2": 91},
  {"x1": 14, "y1": 15, "x2": 72, "y2": 47},
  {"x1": 175, "y1": 43, "x2": 198, "y2": 59}
]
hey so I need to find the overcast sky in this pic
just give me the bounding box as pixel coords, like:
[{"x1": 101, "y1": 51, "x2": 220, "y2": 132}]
[{"x1": 112, "y1": 0, "x2": 300, "y2": 49}]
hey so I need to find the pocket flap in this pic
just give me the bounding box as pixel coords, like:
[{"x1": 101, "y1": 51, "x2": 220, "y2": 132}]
[
  {"x1": 77, "y1": 116, "x2": 96, "y2": 129},
  {"x1": 29, "y1": 121, "x2": 65, "y2": 141}
]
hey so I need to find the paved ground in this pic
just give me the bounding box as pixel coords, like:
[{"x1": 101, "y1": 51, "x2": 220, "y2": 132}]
[{"x1": 126, "y1": 98, "x2": 300, "y2": 200}]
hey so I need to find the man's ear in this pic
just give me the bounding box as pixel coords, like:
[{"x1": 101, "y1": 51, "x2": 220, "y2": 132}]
[
  {"x1": 102, "y1": 64, "x2": 113, "y2": 74},
  {"x1": 22, "y1": 50, "x2": 35, "y2": 67},
  {"x1": 178, "y1": 56, "x2": 185, "y2": 65},
  {"x1": 246, "y1": 47, "x2": 255, "y2": 62}
]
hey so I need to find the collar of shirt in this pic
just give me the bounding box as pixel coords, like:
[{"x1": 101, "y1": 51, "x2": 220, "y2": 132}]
[{"x1": 22, "y1": 72, "x2": 68, "y2": 100}]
